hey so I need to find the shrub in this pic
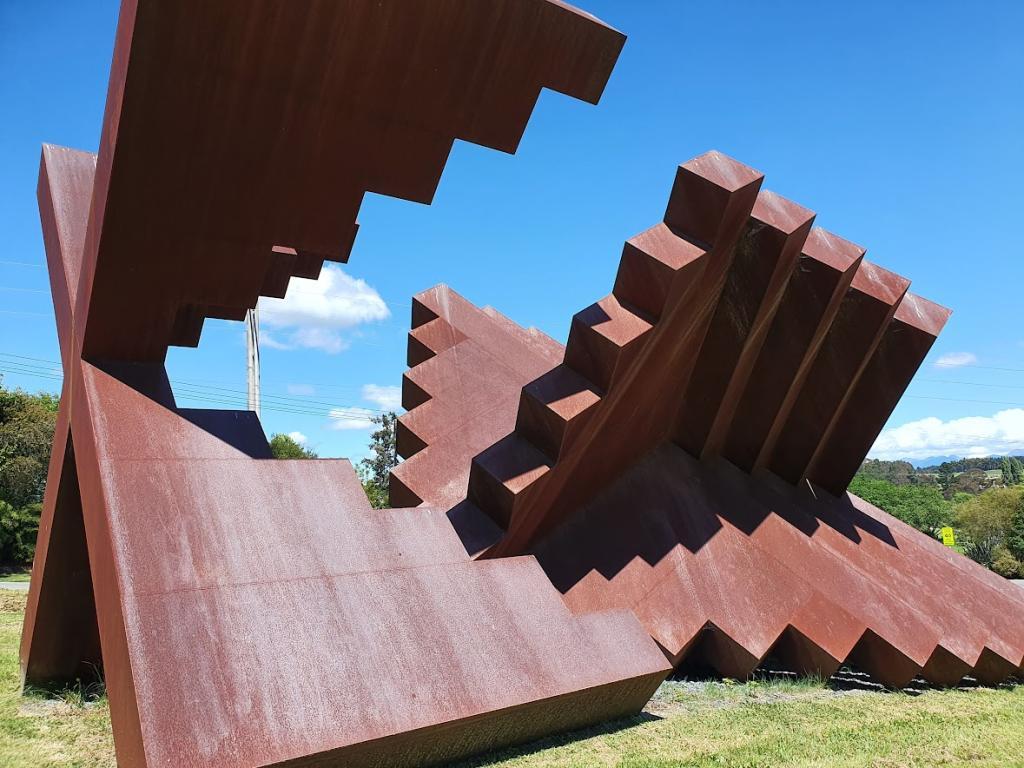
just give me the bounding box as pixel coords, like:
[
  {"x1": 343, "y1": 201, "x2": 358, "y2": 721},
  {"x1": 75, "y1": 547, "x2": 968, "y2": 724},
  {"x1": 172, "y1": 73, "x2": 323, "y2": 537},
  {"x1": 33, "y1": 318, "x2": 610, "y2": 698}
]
[
  {"x1": 848, "y1": 476, "x2": 952, "y2": 538},
  {"x1": 269, "y1": 433, "x2": 318, "y2": 459},
  {"x1": 0, "y1": 500, "x2": 40, "y2": 566},
  {"x1": 956, "y1": 487, "x2": 1023, "y2": 570},
  {"x1": 991, "y1": 546, "x2": 1021, "y2": 579},
  {"x1": 1006, "y1": 493, "x2": 1024, "y2": 562}
]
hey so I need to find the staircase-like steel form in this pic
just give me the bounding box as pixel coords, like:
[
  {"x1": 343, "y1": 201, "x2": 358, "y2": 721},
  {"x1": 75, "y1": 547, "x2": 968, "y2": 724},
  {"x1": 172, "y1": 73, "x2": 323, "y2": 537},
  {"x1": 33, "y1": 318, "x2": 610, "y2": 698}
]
[
  {"x1": 23, "y1": 3, "x2": 1024, "y2": 767},
  {"x1": 21, "y1": 4, "x2": 684, "y2": 768},
  {"x1": 395, "y1": 151, "x2": 1024, "y2": 690}
]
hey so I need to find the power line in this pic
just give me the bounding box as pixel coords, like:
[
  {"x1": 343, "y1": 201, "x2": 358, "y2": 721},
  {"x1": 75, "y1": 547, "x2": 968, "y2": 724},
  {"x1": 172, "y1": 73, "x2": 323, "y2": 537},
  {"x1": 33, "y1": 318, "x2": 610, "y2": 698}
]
[
  {"x1": 0, "y1": 309, "x2": 50, "y2": 317},
  {"x1": 906, "y1": 395, "x2": 1024, "y2": 409},
  {"x1": 0, "y1": 260, "x2": 44, "y2": 268},
  {"x1": 7, "y1": 348, "x2": 1024, "y2": 411},
  {"x1": 0, "y1": 352, "x2": 64, "y2": 366},
  {"x1": 0, "y1": 366, "x2": 380, "y2": 423},
  {"x1": 6, "y1": 361, "x2": 1017, "y2": 457},
  {"x1": 0, "y1": 360, "x2": 384, "y2": 417},
  {"x1": 932, "y1": 361, "x2": 1024, "y2": 374},
  {"x1": 919, "y1": 378, "x2": 1024, "y2": 391},
  {"x1": 0, "y1": 351, "x2": 395, "y2": 404},
  {"x1": 4, "y1": 355, "x2": 1022, "y2": 450},
  {"x1": 0, "y1": 362, "x2": 389, "y2": 422}
]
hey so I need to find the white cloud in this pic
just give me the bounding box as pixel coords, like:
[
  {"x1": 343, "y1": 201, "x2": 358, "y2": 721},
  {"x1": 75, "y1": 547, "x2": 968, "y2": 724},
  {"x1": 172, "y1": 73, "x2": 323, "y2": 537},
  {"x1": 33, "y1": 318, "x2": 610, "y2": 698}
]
[
  {"x1": 287, "y1": 383, "x2": 316, "y2": 396},
  {"x1": 258, "y1": 265, "x2": 389, "y2": 353},
  {"x1": 326, "y1": 406, "x2": 378, "y2": 431},
  {"x1": 869, "y1": 408, "x2": 1024, "y2": 461},
  {"x1": 362, "y1": 384, "x2": 402, "y2": 411},
  {"x1": 291, "y1": 327, "x2": 350, "y2": 354},
  {"x1": 260, "y1": 331, "x2": 291, "y2": 350},
  {"x1": 933, "y1": 352, "x2": 978, "y2": 369},
  {"x1": 287, "y1": 431, "x2": 308, "y2": 445}
]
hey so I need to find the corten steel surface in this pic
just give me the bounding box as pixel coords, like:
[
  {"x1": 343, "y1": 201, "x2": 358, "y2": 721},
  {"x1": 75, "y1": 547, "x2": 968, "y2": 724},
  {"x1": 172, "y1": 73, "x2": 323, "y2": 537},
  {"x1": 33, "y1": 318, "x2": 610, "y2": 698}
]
[
  {"x1": 391, "y1": 285, "x2": 564, "y2": 512},
  {"x1": 396, "y1": 151, "x2": 1024, "y2": 688},
  {"x1": 20, "y1": 4, "x2": 679, "y2": 768},
  {"x1": 80, "y1": 0, "x2": 625, "y2": 361}
]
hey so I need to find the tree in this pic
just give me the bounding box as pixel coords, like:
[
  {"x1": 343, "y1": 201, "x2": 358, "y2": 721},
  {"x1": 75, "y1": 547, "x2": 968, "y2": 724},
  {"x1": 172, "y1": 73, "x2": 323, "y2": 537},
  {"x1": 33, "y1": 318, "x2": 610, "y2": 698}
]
[
  {"x1": 859, "y1": 459, "x2": 917, "y2": 485},
  {"x1": 991, "y1": 546, "x2": 1021, "y2": 579},
  {"x1": 1006, "y1": 493, "x2": 1024, "y2": 563},
  {"x1": 950, "y1": 468, "x2": 991, "y2": 496},
  {"x1": 359, "y1": 412, "x2": 397, "y2": 509},
  {"x1": 937, "y1": 464, "x2": 955, "y2": 499},
  {"x1": 269, "y1": 433, "x2": 318, "y2": 459},
  {"x1": 848, "y1": 476, "x2": 952, "y2": 538},
  {"x1": 0, "y1": 384, "x2": 58, "y2": 509},
  {"x1": 0, "y1": 380, "x2": 59, "y2": 565},
  {"x1": 1001, "y1": 457, "x2": 1014, "y2": 486},
  {"x1": 1010, "y1": 457, "x2": 1024, "y2": 485},
  {"x1": 956, "y1": 487, "x2": 1022, "y2": 570},
  {"x1": 0, "y1": 501, "x2": 39, "y2": 565}
]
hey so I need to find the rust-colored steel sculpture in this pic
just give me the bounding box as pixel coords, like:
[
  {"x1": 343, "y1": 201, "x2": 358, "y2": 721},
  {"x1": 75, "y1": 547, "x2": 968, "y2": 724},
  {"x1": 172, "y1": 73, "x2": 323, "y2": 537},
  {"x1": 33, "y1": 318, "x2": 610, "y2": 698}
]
[
  {"x1": 396, "y1": 151, "x2": 1024, "y2": 689},
  {"x1": 21, "y1": 4, "x2": 681, "y2": 768}
]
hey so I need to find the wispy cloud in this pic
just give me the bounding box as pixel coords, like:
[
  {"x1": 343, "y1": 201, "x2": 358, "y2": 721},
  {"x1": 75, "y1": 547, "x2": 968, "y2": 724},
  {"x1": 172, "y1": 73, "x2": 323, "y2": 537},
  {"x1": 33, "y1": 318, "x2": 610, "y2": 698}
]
[
  {"x1": 362, "y1": 384, "x2": 402, "y2": 411},
  {"x1": 287, "y1": 383, "x2": 316, "y2": 396},
  {"x1": 869, "y1": 409, "x2": 1024, "y2": 460},
  {"x1": 258, "y1": 265, "x2": 389, "y2": 353},
  {"x1": 287, "y1": 431, "x2": 308, "y2": 445},
  {"x1": 260, "y1": 331, "x2": 292, "y2": 350},
  {"x1": 933, "y1": 352, "x2": 978, "y2": 369},
  {"x1": 326, "y1": 406, "x2": 378, "y2": 431}
]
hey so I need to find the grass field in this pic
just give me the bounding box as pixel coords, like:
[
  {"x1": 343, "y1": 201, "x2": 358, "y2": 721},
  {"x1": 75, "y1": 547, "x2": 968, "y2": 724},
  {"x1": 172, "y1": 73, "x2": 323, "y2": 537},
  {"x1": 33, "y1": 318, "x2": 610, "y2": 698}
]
[
  {"x1": 0, "y1": 571, "x2": 31, "y2": 583},
  {"x1": 2, "y1": 591, "x2": 1022, "y2": 767}
]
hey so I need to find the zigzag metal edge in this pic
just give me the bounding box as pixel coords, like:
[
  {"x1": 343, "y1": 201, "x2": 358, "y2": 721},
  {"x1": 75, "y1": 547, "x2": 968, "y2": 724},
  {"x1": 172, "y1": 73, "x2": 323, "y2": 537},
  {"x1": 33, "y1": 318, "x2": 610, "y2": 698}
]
[
  {"x1": 390, "y1": 285, "x2": 563, "y2": 511},
  {"x1": 428, "y1": 150, "x2": 1024, "y2": 687},
  {"x1": 80, "y1": 0, "x2": 626, "y2": 360}
]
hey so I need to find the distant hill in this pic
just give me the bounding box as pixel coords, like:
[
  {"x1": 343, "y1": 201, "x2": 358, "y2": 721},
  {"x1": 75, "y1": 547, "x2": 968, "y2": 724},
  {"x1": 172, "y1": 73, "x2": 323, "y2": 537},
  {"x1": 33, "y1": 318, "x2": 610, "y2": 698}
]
[
  {"x1": 858, "y1": 456, "x2": 1024, "y2": 497},
  {"x1": 908, "y1": 455, "x2": 966, "y2": 469},
  {"x1": 871, "y1": 456, "x2": 1024, "y2": 471},
  {"x1": 916, "y1": 456, "x2": 1024, "y2": 473}
]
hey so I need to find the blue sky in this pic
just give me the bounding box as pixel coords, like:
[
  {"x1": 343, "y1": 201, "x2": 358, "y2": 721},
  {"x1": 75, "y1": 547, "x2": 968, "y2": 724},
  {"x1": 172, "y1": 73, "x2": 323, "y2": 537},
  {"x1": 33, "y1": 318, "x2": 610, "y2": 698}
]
[{"x1": 2, "y1": 1, "x2": 1023, "y2": 464}]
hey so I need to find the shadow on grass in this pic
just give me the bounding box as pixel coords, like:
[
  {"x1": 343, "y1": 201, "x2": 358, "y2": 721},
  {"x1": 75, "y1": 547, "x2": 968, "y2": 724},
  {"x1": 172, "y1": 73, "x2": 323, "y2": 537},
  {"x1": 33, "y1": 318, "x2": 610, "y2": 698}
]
[
  {"x1": 21, "y1": 663, "x2": 106, "y2": 709},
  {"x1": 825, "y1": 666, "x2": 1019, "y2": 696},
  {"x1": 446, "y1": 712, "x2": 662, "y2": 768},
  {"x1": 672, "y1": 657, "x2": 1021, "y2": 696}
]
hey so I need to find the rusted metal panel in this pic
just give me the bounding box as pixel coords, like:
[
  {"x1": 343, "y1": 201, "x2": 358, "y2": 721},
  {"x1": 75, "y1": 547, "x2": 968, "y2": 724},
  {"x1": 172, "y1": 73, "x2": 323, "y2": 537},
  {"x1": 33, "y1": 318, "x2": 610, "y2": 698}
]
[
  {"x1": 410, "y1": 152, "x2": 1024, "y2": 688},
  {"x1": 77, "y1": 0, "x2": 625, "y2": 362},
  {"x1": 22, "y1": 4, "x2": 677, "y2": 768}
]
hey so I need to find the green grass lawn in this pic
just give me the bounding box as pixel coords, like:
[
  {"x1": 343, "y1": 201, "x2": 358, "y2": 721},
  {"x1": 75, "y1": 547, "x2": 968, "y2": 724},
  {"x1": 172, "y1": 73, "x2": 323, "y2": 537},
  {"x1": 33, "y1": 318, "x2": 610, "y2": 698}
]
[
  {"x1": 0, "y1": 571, "x2": 31, "y2": 583},
  {"x1": 2, "y1": 591, "x2": 1022, "y2": 767}
]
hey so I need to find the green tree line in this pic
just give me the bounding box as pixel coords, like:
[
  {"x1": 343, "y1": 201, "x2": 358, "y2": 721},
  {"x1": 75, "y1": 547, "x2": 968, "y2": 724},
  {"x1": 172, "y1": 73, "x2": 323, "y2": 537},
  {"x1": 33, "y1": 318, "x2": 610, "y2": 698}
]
[
  {"x1": 850, "y1": 473, "x2": 1024, "y2": 578},
  {"x1": 269, "y1": 411, "x2": 397, "y2": 508},
  {"x1": 0, "y1": 381, "x2": 57, "y2": 566},
  {"x1": 6, "y1": 368, "x2": 1021, "y2": 580}
]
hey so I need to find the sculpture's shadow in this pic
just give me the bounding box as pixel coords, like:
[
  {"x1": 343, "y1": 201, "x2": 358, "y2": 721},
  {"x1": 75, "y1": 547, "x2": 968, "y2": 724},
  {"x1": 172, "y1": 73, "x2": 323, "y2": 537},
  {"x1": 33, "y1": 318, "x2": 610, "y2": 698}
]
[
  {"x1": 530, "y1": 442, "x2": 898, "y2": 595},
  {"x1": 95, "y1": 360, "x2": 274, "y2": 458},
  {"x1": 445, "y1": 712, "x2": 662, "y2": 768}
]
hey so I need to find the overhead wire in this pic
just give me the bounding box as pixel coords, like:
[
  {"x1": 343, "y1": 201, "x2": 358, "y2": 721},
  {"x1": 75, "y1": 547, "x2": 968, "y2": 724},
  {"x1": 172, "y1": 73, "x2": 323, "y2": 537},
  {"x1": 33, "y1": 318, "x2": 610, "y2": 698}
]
[
  {"x1": 0, "y1": 355, "x2": 390, "y2": 423},
  {"x1": 0, "y1": 350, "x2": 386, "y2": 395}
]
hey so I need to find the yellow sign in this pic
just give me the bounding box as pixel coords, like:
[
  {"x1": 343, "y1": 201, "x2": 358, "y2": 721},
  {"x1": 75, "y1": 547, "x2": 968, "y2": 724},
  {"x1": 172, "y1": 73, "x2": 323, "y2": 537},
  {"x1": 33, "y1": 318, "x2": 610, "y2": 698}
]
[{"x1": 941, "y1": 527, "x2": 956, "y2": 547}]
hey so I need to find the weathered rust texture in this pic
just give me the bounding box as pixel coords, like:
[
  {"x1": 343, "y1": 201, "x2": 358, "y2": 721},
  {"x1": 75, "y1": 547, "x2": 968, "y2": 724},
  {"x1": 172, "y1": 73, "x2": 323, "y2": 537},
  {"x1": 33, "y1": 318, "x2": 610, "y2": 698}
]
[
  {"x1": 391, "y1": 285, "x2": 562, "y2": 512},
  {"x1": 723, "y1": 228, "x2": 864, "y2": 472},
  {"x1": 22, "y1": 4, "x2": 681, "y2": 768},
  {"x1": 79, "y1": 0, "x2": 625, "y2": 362},
  {"x1": 805, "y1": 293, "x2": 950, "y2": 494},
  {"x1": 399, "y1": 151, "x2": 1024, "y2": 687}
]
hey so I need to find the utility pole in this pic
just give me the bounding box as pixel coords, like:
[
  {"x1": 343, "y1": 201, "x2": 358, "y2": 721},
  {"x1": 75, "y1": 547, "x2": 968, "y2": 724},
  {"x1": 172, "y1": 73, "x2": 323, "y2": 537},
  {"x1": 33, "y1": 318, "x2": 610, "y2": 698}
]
[{"x1": 246, "y1": 307, "x2": 261, "y2": 418}]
